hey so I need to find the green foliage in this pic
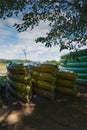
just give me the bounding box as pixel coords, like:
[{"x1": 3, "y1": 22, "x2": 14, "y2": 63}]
[
  {"x1": 0, "y1": 0, "x2": 87, "y2": 51},
  {"x1": 0, "y1": 59, "x2": 31, "y2": 64},
  {"x1": 43, "y1": 60, "x2": 60, "y2": 66}
]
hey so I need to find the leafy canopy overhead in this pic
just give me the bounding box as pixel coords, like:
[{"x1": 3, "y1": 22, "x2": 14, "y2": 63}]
[{"x1": 0, "y1": 0, "x2": 87, "y2": 51}]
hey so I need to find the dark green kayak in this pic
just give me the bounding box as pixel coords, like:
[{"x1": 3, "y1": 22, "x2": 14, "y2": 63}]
[
  {"x1": 61, "y1": 62, "x2": 87, "y2": 68},
  {"x1": 61, "y1": 49, "x2": 87, "y2": 59},
  {"x1": 78, "y1": 55, "x2": 87, "y2": 62},
  {"x1": 76, "y1": 78, "x2": 87, "y2": 85},
  {"x1": 60, "y1": 55, "x2": 87, "y2": 64},
  {"x1": 62, "y1": 67, "x2": 87, "y2": 73},
  {"x1": 75, "y1": 49, "x2": 87, "y2": 57},
  {"x1": 77, "y1": 73, "x2": 87, "y2": 79}
]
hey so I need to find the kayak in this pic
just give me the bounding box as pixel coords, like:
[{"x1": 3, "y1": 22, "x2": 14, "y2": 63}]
[
  {"x1": 61, "y1": 62, "x2": 87, "y2": 68},
  {"x1": 61, "y1": 49, "x2": 87, "y2": 59},
  {"x1": 60, "y1": 55, "x2": 87, "y2": 63},
  {"x1": 78, "y1": 55, "x2": 87, "y2": 62},
  {"x1": 76, "y1": 78, "x2": 87, "y2": 85},
  {"x1": 77, "y1": 73, "x2": 87, "y2": 79},
  {"x1": 61, "y1": 67, "x2": 87, "y2": 73}
]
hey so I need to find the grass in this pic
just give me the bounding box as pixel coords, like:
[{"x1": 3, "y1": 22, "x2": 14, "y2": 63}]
[
  {"x1": 0, "y1": 63, "x2": 7, "y2": 74},
  {"x1": 0, "y1": 63, "x2": 7, "y2": 85},
  {"x1": 0, "y1": 76, "x2": 7, "y2": 84}
]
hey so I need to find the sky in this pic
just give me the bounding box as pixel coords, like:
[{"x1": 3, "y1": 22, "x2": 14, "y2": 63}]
[{"x1": 0, "y1": 17, "x2": 86, "y2": 62}]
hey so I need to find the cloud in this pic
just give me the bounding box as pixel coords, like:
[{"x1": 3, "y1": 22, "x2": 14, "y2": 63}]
[
  {"x1": 7, "y1": 17, "x2": 22, "y2": 26},
  {"x1": 18, "y1": 20, "x2": 50, "y2": 41},
  {"x1": 0, "y1": 20, "x2": 12, "y2": 36},
  {"x1": 0, "y1": 21, "x2": 5, "y2": 28},
  {"x1": 0, "y1": 44, "x2": 21, "y2": 59},
  {"x1": 2, "y1": 18, "x2": 86, "y2": 62}
]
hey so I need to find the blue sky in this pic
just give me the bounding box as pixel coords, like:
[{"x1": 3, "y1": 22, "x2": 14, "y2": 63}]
[{"x1": 0, "y1": 17, "x2": 86, "y2": 62}]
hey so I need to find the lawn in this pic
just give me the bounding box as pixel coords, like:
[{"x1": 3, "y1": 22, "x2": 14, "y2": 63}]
[
  {"x1": 0, "y1": 63, "x2": 7, "y2": 85},
  {"x1": 0, "y1": 63, "x2": 7, "y2": 75}
]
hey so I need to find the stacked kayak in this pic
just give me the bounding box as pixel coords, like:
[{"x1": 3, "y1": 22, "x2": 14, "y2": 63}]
[
  {"x1": 30, "y1": 64, "x2": 57, "y2": 100},
  {"x1": 60, "y1": 49, "x2": 87, "y2": 92},
  {"x1": 55, "y1": 70, "x2": 77, "y2": 96},
  {"x1": 7, "y1": 62, "x2": 32, "y2": 102}
]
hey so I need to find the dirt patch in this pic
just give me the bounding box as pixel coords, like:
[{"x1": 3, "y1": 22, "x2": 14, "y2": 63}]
[
  {"x1": 0, "y1": 73, "x2": 87, "y2": 130},
  {"x1": 0, "y1": 95, "x2": 87, "y2": 130}
]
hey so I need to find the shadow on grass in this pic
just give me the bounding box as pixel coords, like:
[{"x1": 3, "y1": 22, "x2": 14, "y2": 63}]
[{"x1": 0, "y1": 74, "x2": 7, "y2": 85}]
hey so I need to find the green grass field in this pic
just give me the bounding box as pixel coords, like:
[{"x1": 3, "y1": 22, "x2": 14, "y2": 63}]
[
  {"x1": 0, "y1": 63, "x2": 7, "y2": 84},
  {"x1": 0, "y1": 63, "x2": 7, "y2": 74}
]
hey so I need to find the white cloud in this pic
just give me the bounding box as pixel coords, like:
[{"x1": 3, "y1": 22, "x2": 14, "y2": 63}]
[
  {"x1": 18, "y1": 20, "x2": 50, "y2": 41},
  {"x1": 0, "y1": 44, "x2": 21, "y2": 59},
  {"x1": 0, "y1": 21, "x2": 5, "y2": 28},
  {"x1": 0, "y1": 20, "x2": 12, "y2": 36},
  {"x1": 7, "y1": 17, "x2": 22, "y2": 26},
  {"x1": 0, "y1": 40, "x2": 63, "y2": 61},
  {"x1": 1, "y1": 18, "x2": 87, "y2": 62},
  {"x1": 0, "y1": 29, "x2": 12, "y2": 37}
]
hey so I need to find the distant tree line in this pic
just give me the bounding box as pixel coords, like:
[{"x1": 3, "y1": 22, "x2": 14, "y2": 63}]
[
  {"x1": 43, "y1": 60, "x2": 60, "y2": 66},
  {"x1": 0, "y1": 59, "x2": 60, "y2": 65},
  {"x1": 0, "y1": 59, "x2": 31, "y2": 64}
]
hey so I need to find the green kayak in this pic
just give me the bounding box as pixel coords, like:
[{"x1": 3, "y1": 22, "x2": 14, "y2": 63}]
[
  {"x1": 61, "y1": 62, "x2": 87, "y2": 68},
  {"x1": 62, "y1": 67, "x2": 87, "y2": 73},
  {"x1": 61, "y1": 49, "x2": 87, "y2": 59},
  {"x1": 60, "y1": 55, "x2": 87, "y2": 63},
  {"x1": 76, "y1": 78, "x2": 87, "y2": 85},
  {"x1": 77, "y1": 73, "x2": 87, "y2": 79}
]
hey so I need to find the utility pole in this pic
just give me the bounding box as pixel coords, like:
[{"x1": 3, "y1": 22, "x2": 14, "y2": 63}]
[{"x1": 22, "y1": 47, "x2": 27, "y2": 62}]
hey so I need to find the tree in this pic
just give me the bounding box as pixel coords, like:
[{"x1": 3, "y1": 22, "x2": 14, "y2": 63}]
[{"x1": 0, "y1": 0, "x2": 87, "y2": 51}]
